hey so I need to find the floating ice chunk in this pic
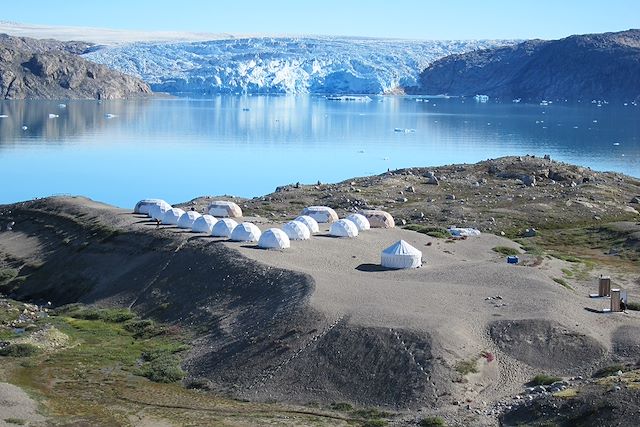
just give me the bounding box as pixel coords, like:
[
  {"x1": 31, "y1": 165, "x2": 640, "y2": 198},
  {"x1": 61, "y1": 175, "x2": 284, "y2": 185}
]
[
  {"x1": 48, "y1": 114, "x2": 59, "y2": 118},
  {"x1": 394, "y1": 128, "x2": 415, "y2": 133},
  {"x1": 0, "y1": 114, "x2": 8, "y2": 118},
  {"x1": 58, "y1": 103, "x2": 66, "y2": 108},
  {"x1": 21, "y1": 125, "x2": 28, "y2": 130},
  {"x1": 613, "y1": 142, "x2": 620, "y2": 146},
  {"x1": 474, "y1": 94, "x2": 489, "y2": 103},
  {"x1": 104, "y1": 113, "x2": 117, "y2": 119}
]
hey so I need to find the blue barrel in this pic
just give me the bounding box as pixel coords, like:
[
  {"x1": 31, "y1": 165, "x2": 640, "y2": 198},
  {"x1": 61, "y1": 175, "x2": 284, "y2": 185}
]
[{"x1": 507, "y1": 255, "x2": 519, "y2": 264}]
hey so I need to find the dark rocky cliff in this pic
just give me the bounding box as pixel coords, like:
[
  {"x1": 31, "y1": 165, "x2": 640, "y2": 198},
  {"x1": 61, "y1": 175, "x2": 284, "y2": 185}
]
[
  {"x1": 417, "y1": 29, "x2": 640, "y2": 102},
  {"x1": 0, "y1": 34, "x2": 151, "y2": 99}
]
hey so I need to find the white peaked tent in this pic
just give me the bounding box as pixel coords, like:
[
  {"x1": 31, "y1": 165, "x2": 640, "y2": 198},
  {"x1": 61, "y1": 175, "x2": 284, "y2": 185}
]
[
  {"x1": 359, "y1": 209, "x2": 395, "y2": 228},
  {"x1": 148, "y1": 202, "x2": 172, "y2": 221},
  {"x1": 208, "y1": 201, "x2": 242, "y2": 218},
  {"x1": 381, "y1": 240, "x2": 422, "y2": 269},
  {"x1": 283, "y1": 221, "x2": 311, "y2": 240},
  {"x1": 230, "y1": 222, "x2": 262, "y2": 242},
  {"x1": 346, "y1": 213, "x2": 370, "y2": 231},
  {"x1": 177, "y1": 211, "x2": 202, "y2": 229},
  {"x1": 135, "y1": 199, "x2": 170, "y2": 216},
  {"x1": 300, "y1": 206, "x2": 339, "y2": 223},
  {"x1": 330, "y1": 219, "x2": 359, "y2": 238},
  {"x1": 211, "y1": 218, "x2": 238, "y2": 237},
  {"x1": 294, "y1": 215, "x2": 319, "y2": 233},
  {"x1": 162, "y1": 208, "x2": 186, "y2": 225},
  {"x1": 192, "y1": 215, "x2": 218, "y2": 233},
  {"x1": 258, "y1": 228, "x2": 291, "y2": 249}
]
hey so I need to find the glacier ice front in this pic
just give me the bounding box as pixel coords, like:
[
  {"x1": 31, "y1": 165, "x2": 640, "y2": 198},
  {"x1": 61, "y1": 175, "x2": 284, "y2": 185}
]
[{"x1": 83, "y1": 36, "x2": 515, "y2": 95}]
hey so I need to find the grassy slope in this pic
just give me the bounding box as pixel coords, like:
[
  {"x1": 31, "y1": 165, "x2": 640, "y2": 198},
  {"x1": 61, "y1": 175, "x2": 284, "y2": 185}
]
[{"x1": 0, "y1": 302, "x2": 390, "y2": 426}]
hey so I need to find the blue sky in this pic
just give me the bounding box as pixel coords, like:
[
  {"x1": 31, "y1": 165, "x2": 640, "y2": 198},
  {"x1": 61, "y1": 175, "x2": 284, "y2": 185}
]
[{"x1": 3, "y1": 0, "x2": 639, "y2": 40}]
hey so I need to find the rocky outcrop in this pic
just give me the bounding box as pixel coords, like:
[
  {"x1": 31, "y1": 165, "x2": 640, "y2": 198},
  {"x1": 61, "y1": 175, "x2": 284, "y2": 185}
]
[
  {"x1": 0, "y1": 33, "x2": 151, "y2": 99},
  {"x1": 417, "y1": 29, "x2": 640, "y2": 102}
]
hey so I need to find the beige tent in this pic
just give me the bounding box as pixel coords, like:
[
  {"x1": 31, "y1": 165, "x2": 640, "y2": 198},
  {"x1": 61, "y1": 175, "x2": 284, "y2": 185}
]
[
  {"x1": 207, "y1": 200, "x2": 242, "y2": 218},
  {"x1": 300, "y1": 206, "x2": 338, "y2": 223},
  {"x1": 359, "y1": 209, "x2": 395, "y2": 228},
  {"x1": 134, "y1": 199, "x2": 170, "y2": 216}
]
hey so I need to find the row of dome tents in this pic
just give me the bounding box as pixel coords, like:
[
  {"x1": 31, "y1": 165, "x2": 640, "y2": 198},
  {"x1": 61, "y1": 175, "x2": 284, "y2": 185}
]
[{"x1": 135, "y1": 200, "x2": 420, "y2": 267}]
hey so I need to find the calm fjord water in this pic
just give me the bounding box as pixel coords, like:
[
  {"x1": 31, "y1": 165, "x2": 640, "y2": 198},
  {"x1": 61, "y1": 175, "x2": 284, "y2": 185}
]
[{"x1": 0, "y1": 96, "x2": 638, "y2": 208}]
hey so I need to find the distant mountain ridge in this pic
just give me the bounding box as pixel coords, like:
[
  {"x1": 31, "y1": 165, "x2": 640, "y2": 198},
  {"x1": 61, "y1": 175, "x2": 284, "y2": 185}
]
[
  {"x1": 416, "y1": 29, "x2": 640, "y2": 102},
  {"x1": 82, "y1": 37, "x2": 515, "y2": 95},
  {"x1": 0, "y1": 34, "x2": 151, "y2": 99}
]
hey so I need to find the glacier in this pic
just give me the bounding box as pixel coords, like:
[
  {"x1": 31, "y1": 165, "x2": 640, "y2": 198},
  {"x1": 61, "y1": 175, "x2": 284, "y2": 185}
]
[{"x1": 83, "y1": 36, "x2": 515, "y2": 95}]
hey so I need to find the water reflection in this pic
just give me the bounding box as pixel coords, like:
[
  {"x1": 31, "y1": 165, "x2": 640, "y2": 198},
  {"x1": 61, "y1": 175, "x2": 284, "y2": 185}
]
[{"x1": 0, "y1": 96, "x2": 638, "y2": 207}]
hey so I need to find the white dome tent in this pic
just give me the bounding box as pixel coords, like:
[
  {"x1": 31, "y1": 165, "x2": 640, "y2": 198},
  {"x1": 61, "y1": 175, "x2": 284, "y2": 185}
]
[
  {"x1": 192, "y1": 215, "x2": 218, "y2": 233},
  {"x1": 345, "y1": 213, "x2": 370, "y2": 231},
  {"x1": 294, "y1": 215, "x2": 319, "y2": 234},
  {"x1": 300, "y1": 206, "x2": 338, "y2": 223},
  {"x1": 148, "y1": 202, "x2": 172, "y2": 221},
  {"x1": 381, "y1": 240, "x2": 422, "y2": 269},
  {"x1": 258, "y1": 228, "x2": 291, "y2": 249},
  {"x1": 177, "y1": 211, "x2": 202, "y2": 229},
  {"x1": 283, "y1": 221, "x2": 311, "y2": 240},
  {"x1": 208, "y1": 201, "x2": 242, "y2": 218},
  {"x1": 211, "y1": 218, "x2": 238, "y2": 237},
  {"x1": 230, "y1": 222, "x2": 262, "y2": 242},
  {"x1": 162, "y1": 208, "x2": 186, "y2": 225},
  {"x1": 135, "y1": 199, "x2": 170, "y2": 216},
  {"x1": 330, "y1": 219, "x2": 359, "y2": 238}
]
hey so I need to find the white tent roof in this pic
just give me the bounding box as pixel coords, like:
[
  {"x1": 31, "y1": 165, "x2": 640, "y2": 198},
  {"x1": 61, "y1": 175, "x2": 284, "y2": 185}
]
[
  {"x1": 208, "y1": 200, "x2": 243, "y2": 218},
  {"x1": 135, "y1": 199, "x2": 170, "y2": 216},
  {"x1": 330, "y1": 219, "x2": 359, "y2": 238},
  {"x1": 148, "y1": 202, "x2": 172, "y2": 221},
  {"x1": 177, "y1": 210, "x2": 202, "y2": 229},
  {"x1": 230, "y1": 222, "x2": 262, "y2": 242},
  {"x1": 301, "y1": 206, "x2": 338, "y2": 223},
  {"x1": 192, "y1": 214, "x2": 218, "y2": 233},
  {"x1": 448, "y1": 227, "x2": 481, "y2": 237},
  {"x1": 294, "y1": 215, "x2": 319, "y2": 233},
  {"x1": 162, "y1": 208, "x2": 185, "y2": 225},
  {"x1": 283, "y1": 220, "x2": 311, "y2": 240},
  {"x1": 211, "y1": 218, "x2": 238, "y2": 237},
  {"x1": 381, "y1": 240, "x2": 422, "y2": 269},
  {"x1": 345, "y1": 213, "x2": 370, "y2": 231},
  {"x1": 258, "y1": 228, "x2": 291, "y2": 249}
]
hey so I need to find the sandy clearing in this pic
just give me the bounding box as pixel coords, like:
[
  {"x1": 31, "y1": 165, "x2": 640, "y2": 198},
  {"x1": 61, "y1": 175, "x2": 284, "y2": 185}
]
[
  {"x1": 212, "y1": 222, "x2": 640, "y2": 402},
  {"x1": 0, "y1": 382, "x2": 46, "y2": 426}
]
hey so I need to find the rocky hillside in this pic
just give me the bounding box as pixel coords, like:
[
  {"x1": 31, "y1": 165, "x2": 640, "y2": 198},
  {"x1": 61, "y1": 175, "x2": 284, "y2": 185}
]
[
  {"x1": 416, "y1": 29, "x2": 640, "y2": 102},
  {"x1": 0, "y1": 34, "x2": 151, "y2": 99}
]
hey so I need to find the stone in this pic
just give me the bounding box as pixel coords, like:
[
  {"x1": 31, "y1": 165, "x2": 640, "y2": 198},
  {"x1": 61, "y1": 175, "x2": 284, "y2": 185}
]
[
  {"x1": 522, "y1": 175, "x2": 536, "y2": 186},
  {"x1": 631, "y1": 196, "x2": 640, "y2": 204},
  {"x1": 426, "y1": 176, "x2": 439, "y2": 185},
  {"x1": 523, "y1": 228, "x2": 537, "y2": 237},
  {"x1": 446, "y1": 194, "x2": 456, "y2": 200},
  {"x1": 406, "y1": 186, "x2": 416, "y2": 193}
]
